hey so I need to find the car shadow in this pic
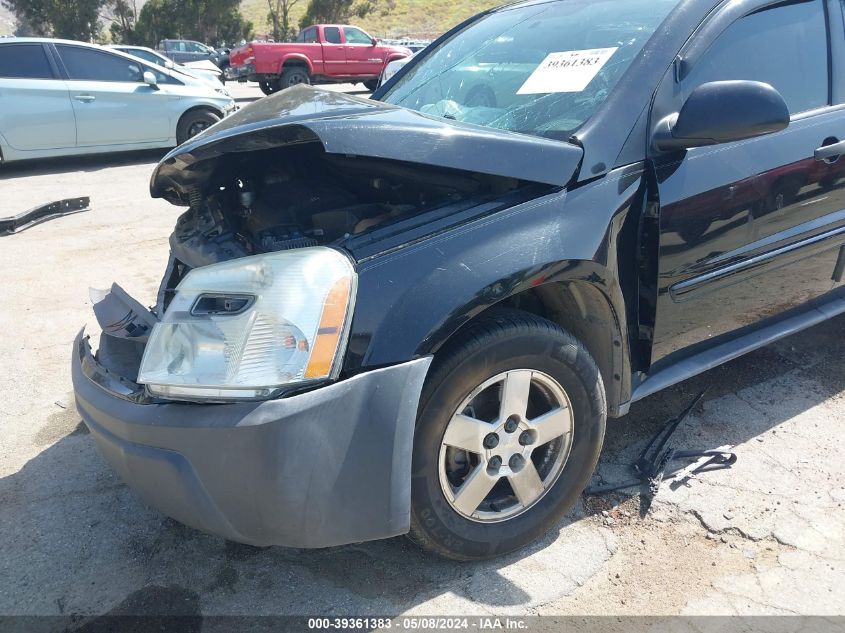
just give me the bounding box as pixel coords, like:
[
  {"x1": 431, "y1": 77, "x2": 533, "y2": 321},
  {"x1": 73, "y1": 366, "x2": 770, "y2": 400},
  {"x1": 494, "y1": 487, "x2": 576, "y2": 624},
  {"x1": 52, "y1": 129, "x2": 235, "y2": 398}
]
[
  {"x1": 0, "y1": 315, "x2": 842, "y2": 621},
  {"x1": 0, "y1": 150, "x2": 169, "y2": 179}
]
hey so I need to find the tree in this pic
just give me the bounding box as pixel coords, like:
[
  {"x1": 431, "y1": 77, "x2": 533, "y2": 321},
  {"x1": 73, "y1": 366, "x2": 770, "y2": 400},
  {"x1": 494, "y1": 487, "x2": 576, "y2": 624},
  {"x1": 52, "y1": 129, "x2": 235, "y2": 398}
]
[
  {"x1": 299, "y1": 0, "x2": 392, "y2": 29},
  {"x1": 133, "y1": 0, "x2": 253, "y2": 47},
  {"x1": 2, "y1": 0, "x2": 106, "y2": 41},
  {"x1": 103, "y1": 0, "x2": 140, "y2": 44},
  {"x1": 267, "y1": 0, "x2": 301, "y2": 42}
]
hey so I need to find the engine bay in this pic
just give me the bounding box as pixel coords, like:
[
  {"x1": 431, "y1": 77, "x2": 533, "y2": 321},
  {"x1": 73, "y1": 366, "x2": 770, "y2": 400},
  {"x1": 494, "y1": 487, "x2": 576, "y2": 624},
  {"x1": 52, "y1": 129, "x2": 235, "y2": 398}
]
[{"x1": 169, "y1": 142, "x2": 527, "y2": 270}]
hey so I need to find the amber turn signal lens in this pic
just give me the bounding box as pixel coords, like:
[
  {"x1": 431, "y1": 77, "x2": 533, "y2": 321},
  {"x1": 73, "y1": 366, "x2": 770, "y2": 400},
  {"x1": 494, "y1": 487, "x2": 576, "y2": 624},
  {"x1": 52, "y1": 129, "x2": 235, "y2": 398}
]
[{"x1": 304, "y1": 276, "x2": 352, "y2": 379}]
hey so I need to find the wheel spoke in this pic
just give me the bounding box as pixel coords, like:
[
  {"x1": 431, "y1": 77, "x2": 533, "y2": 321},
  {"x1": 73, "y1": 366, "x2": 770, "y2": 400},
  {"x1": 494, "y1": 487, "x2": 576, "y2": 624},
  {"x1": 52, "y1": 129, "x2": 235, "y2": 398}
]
[
  {"x1": 451, "y1": 465, "x2": 498, "y2": 516},
  {"x1": 499, "y1": 370, "x2": 533, "y2": 421},
  {"x1": 530, "y1": 407, "x2": 572, "y2": 446},
  {"x1": 442, "y1": 414, "x2": 490, "y2": 453},
  {"x1": 508, "y1": 461, "x2": 545, "y2": 507}
]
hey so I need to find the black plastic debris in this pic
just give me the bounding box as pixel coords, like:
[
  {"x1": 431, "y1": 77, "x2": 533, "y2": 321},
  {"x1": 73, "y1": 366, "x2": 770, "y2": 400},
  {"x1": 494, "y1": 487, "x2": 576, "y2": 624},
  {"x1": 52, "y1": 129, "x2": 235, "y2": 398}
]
[
  {"x1": 585, "y1": 391, "x2": 737, "y2": 510},
  {"x1": 0, "y1": 197, "x2": 90, "y2": 236}
]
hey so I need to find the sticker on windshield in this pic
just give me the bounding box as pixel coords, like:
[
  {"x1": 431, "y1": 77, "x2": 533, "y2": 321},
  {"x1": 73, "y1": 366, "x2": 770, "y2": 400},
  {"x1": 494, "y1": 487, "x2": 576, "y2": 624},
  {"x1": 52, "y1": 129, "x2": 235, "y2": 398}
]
[{"x1": 517, "y1": 48, "x2": 618, "y2": 95}]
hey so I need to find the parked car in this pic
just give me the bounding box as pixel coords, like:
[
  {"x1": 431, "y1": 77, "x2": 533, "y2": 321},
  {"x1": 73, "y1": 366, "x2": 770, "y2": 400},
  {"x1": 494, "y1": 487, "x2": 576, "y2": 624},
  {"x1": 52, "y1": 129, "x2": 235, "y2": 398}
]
[
  {"x1": 0, "y1": 39, "x2": 236, "y2": 163},
  {"x1": 380, "y1": 38, "x2": 431, "y2": 53},
  {"x1": 378, "y1": 51, "x2": 415, "y2": 87},
  {"x1": 215, "y1": 47, "x2": 231, "y2": 79},
  {"x1": 73, "y1": 0, "x2": 845, "y2": 560},
  {"x1": 108, "y1": 45, "x2": 227, "y2": 89},
  {"x1": 227, "y1": 25, "x2": 411, "y2": 94},
  {"x1": 157, "y1": 39, "x2": 223, "y2": 68}
]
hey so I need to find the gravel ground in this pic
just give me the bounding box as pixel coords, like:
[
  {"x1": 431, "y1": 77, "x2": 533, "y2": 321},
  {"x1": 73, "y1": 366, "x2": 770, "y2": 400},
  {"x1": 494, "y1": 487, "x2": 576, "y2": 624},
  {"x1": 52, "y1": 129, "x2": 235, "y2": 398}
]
[{"x1": 1, "y1": 83, "x2": 843, "y2": 623}]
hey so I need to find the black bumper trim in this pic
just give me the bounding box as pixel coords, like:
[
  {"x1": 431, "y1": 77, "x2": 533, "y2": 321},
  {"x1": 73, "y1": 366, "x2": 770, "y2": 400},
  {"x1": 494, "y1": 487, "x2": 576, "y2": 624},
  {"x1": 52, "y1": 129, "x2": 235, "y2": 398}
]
[
  {"x1": 72, "y1": 330, "x2": 432, "y2": 548},
  {"x1": 0, "y1": 197, "x2": 90, "y2": 236}
]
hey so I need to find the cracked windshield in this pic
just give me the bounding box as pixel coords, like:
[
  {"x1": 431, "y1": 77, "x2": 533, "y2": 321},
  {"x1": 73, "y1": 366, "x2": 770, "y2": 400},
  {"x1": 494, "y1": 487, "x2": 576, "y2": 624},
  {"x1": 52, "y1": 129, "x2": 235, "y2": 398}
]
[{"x1": 382, "y1": 0, "x2": 680, "y2": 141}]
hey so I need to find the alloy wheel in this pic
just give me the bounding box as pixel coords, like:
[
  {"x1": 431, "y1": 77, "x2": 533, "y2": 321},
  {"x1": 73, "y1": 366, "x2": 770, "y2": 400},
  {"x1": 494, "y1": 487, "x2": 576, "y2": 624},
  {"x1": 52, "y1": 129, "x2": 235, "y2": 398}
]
[{"x1": 437, "y1": 369, "x2": 574, "y2": 523}]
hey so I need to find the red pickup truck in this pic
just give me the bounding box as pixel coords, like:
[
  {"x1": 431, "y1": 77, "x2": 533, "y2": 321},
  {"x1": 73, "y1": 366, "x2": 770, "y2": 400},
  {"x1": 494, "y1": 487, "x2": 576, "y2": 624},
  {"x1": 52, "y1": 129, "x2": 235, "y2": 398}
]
[{"x1": 227, "y1": 25, "x2": 412, "y2": 95}]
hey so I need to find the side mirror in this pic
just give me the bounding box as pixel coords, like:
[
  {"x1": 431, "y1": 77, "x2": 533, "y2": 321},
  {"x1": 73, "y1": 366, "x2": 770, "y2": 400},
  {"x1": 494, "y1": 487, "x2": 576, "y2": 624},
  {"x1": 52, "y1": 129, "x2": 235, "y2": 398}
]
[
  {"x1": 654, "y1": 80, "x2": 789, "y2": 152},
  {"x1": 143, "y1": 70, "x2": 159, "y2": 89},
  {"x1": 164, "y1": 60, "x2": 175, "y2": 69},
  {"x1": 371, "y1": 37, "x2": 378, "y2": 46}
]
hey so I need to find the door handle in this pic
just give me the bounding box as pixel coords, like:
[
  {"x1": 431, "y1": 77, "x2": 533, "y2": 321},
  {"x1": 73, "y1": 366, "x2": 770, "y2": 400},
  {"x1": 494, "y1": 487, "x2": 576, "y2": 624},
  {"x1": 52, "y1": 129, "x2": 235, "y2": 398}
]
[
  {"x1": 73, "y1": 95, "x2": 96, "y2": 103},
  {"x1": 814, "y1": 139, "x2": 845, "y2": 161}
]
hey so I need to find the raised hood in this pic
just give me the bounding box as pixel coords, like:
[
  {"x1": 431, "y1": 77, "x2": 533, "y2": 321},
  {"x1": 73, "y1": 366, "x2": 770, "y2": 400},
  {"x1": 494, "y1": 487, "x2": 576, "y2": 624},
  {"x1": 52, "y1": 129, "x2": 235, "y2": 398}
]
[{"x1": 150, "y1": 86, "x2": 583, "y2": 205}]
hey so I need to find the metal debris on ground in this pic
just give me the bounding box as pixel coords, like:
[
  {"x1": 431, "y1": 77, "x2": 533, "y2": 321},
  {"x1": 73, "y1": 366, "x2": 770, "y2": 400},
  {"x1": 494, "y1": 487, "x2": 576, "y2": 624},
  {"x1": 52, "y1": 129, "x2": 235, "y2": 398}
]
[
  {"x1": 585, "y1": 391, "x2": 737, "y2": 510},
  {"x1": 0, "y1": 197, "x2": 90, "y2": 236}
]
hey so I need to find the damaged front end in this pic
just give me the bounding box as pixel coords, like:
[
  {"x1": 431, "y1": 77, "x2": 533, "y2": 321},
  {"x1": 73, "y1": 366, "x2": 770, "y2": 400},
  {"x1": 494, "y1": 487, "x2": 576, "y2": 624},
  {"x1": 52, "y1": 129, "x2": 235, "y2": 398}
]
[
  {"x1": 79, "y1": 284, "x2": 157, "y2": 404},
  {"x1": 84, "y1": 86, "x2": 580, "y2": 403},
  {"x1": 151, "y1": 87, "x2": 580, "y2": 315},
  {"x1": 71, "y1": 86, "x2": 583, "y2": 547}
]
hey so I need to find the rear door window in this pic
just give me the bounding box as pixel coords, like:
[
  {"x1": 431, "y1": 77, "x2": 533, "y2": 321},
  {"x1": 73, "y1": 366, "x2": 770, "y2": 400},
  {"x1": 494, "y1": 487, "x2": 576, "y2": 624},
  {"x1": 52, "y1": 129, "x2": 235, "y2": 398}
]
[
  {"x1": 57, "y1": 45, "x2": 144, "y2": 82},
  {"x1": 683, "y1": 0, "x2": 828, "y2": 114},
  {"x1": 324, "y1": 27, "x2": 342, "y2": 44},
  {"x1": 0, "y1": 44, "x2": 55, "y2": 79}
]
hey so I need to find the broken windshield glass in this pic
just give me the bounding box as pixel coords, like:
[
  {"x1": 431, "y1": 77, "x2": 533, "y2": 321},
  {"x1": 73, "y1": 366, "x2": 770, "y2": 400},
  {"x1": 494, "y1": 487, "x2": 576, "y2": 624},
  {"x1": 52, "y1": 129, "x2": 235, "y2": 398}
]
[{"x1": 382, "y1": 0, "x2": 680, "y2": 141}]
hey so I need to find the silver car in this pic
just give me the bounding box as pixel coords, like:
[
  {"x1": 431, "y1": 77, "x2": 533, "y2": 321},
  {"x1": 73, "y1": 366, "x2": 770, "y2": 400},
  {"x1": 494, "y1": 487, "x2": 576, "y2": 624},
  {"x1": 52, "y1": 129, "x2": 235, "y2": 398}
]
[
  {"x1": 107, "y1": 45, "x2": 226, "y2": 90},
  {"x1": 0, "y1": 38, "x2": 236, "y2": 163}
]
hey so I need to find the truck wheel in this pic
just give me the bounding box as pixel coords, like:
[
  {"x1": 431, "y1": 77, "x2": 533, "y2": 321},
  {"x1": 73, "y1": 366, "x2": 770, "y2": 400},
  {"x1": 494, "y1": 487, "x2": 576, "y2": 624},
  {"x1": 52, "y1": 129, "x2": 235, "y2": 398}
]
[
  {"x1": 409, "y1": 310, "x2": 606, "y2": 560},
  {"x1": 364, "y1": 79, "x2": 380, "y2": 92},
  {"x1": 176, "y1": 109, "x2": 220, "y2": 145},
  {"x1": 259, "y1": 80, "x2": 279, "y2": 95},
  {"x1": 280, "y1": 68, "x2": 310, "y2": 89}
]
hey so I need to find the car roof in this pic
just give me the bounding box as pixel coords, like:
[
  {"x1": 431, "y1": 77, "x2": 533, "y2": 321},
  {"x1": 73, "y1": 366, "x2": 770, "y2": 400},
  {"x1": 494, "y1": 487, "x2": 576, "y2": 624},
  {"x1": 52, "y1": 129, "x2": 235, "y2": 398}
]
[
  {"x1": 0, "y1": 37, "x2": 116, "y2": 47},
  {"x1": 1, "y1": 38, "x2": 196, "y2": 78}
]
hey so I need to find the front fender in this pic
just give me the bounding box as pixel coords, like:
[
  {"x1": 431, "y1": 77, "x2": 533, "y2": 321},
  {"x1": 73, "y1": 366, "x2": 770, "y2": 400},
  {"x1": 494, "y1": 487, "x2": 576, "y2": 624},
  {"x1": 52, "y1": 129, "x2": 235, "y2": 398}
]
[
  {"x1": 180, "y1": 98, "x2": 229, "y2": 118},
  {"x1": 348, "y1": 192, "x2": 623, "y2": 370},
  {"x1": 345, "y1": 164, "x2": 647, "y2": 413}
]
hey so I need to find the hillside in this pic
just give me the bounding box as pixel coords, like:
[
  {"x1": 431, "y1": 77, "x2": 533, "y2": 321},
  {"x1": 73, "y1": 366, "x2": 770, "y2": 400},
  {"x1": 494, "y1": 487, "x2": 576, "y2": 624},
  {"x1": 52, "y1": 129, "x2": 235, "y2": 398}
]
[
  {"x1": 0, "y1": 0, "x2": 497, "y2": 42},
  {"x1": 240, "y1": 0, "x2": 499, "y2": 39}
]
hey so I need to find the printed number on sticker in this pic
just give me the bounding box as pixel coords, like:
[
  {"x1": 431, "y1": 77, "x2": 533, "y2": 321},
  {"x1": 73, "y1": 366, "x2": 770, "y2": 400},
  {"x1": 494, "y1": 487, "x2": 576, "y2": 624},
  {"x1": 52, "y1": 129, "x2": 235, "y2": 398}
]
[{"x1": 517, "y1": 47, "x2": 618, "y2": 95}]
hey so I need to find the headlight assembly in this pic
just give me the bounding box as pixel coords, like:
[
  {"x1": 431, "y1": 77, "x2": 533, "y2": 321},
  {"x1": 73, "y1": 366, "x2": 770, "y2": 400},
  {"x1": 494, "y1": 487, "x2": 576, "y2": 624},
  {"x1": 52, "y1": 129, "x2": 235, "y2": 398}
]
[{"x1": 138, "y1": 247, "x2": 356, "y2": 401}]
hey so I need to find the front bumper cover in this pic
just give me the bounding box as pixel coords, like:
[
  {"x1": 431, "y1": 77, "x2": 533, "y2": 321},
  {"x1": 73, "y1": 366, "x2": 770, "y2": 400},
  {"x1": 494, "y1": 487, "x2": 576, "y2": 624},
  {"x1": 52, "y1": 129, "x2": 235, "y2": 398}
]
[
  {"x1": 72, "y1": 330, "x2": 432, "y2": 548},
  {"x1": 225, "y1": 64, "x2": 255, "y2": 80}
]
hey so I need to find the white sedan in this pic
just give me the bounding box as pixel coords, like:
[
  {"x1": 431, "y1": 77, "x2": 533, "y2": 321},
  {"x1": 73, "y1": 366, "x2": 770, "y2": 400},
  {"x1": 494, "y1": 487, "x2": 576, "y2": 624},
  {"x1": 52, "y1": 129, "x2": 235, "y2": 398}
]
[{"x1": 0, "y1": 38, "x2": 236, "y2": 163}]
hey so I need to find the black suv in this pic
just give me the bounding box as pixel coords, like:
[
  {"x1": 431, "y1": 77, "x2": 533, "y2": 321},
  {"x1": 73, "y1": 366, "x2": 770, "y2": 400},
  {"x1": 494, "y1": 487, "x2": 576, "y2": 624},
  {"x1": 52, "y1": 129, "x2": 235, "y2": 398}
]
[{"x1": 73, "y1": 0, "x2": 845, "y2": 560}]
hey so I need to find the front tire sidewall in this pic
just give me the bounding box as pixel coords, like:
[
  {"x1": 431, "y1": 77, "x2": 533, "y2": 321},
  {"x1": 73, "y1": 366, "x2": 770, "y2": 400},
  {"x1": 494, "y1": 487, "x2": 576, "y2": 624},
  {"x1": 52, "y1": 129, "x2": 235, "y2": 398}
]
[
  {"x1": 176, "y1": 110, "x2": 220, "y2": 145},
  {"x1": 411, "y1": 325, "x2": 606, "y2": 560}
]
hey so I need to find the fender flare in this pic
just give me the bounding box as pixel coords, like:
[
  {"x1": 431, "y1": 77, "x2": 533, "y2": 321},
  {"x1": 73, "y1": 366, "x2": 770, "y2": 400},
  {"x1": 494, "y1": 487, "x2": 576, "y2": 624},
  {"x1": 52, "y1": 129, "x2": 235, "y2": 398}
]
[{"x1": 278, "y1": 54, "x2": 313, "y2": 76}]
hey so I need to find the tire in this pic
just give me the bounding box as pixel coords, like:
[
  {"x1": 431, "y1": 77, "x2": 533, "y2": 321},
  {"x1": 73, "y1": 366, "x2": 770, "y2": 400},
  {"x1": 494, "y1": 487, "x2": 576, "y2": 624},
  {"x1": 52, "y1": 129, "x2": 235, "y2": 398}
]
[
  {"x1": 409, "y1": 309, "x2": 606, "y2": 560},
  {"x1": 280, "y1": 67, "x2": 311, "y2": 90},
  {"x1": 259, "y1": 80, "x2": 279, "y2": 96},
  {"x1": 364, "y1": 79, "x2": 380, "y2": 92},
  {"x1": 176, "y1": 109, "x2": 220, "y2": 145}
]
